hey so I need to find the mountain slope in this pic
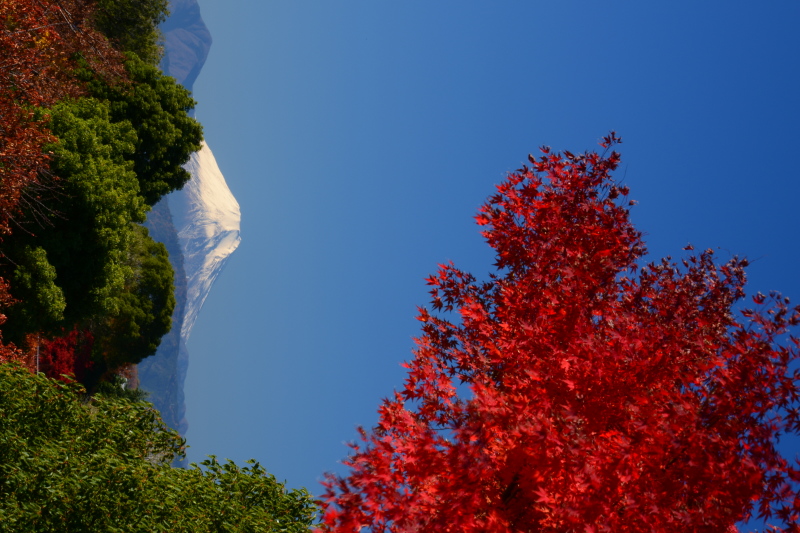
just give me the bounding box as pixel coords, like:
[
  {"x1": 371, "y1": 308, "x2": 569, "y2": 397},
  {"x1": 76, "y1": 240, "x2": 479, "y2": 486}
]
[
  {"x1": 139, "y1": 0, "x2": 240, "y2": 436},
  {"x1": 171, "y1": 142, "x2": 241, "y2": 341}
]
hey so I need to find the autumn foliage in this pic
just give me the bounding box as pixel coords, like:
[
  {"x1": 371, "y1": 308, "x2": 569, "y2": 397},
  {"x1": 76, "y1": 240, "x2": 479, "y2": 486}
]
[
  {"x1": 0, "y1": 0, "x2": 126, "y2": 363},
  {"x1": 36, "y1": 329, "x2": 95, "y2": 383},
  {"x1": 0, "y1": 0, "x2": 123, "y2": 236},
  {"x1": 0, "y1": 278, "x2": 20, "y2": 363},
  {"x1": 0, "y1": 0, "x2": 199, "y2": 383},
  {"x1": 320, "y1": 134, "x2": 800, "y2": 532}
]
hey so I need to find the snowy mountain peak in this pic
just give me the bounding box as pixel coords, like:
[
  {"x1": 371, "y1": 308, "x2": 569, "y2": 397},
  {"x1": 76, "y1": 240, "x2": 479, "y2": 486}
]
[{"x1": 170, "y1": 141, "x2": 241, "y2": 341}]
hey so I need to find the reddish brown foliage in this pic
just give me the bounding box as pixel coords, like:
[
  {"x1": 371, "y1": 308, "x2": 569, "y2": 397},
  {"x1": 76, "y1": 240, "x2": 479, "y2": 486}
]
[
  {"x1": 117, "y1": 363, "x2": 139, "y2": 390},
  {"x1": 320, "y1": 134, "x2": 800, "y2": 533},
  {"x1": 0, "y1": 277, "x2": 22, "y2": 363},
  {"x1": 0, "y1": 0, "x2": 124, "y2": 370},
  {"x1": 37, "y1": 329, "x2": 94, "y2": 383},
  {"x1": 0, "y1": 0, "x2": 123, "y2": 235}
]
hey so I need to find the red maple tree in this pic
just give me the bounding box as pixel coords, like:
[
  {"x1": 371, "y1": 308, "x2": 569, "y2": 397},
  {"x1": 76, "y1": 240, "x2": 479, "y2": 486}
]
[{"x1": 320, "y1": 133, "x2": 800, "y2": 533}]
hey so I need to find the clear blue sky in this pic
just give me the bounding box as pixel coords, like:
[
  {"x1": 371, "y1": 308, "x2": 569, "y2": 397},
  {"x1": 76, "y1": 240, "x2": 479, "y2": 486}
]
[{"x1": 182, "y1": 1, "x2": 800, "y2": 497}]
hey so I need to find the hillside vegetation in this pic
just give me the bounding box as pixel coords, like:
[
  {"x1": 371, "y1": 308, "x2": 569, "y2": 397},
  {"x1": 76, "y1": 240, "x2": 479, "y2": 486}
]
[
  {"x1": 0, "y1": 363, "x2": 317, "y2": 532},
  {"x1": 0, "y1": 0, "x2": 198, "y2": 387},
  {"x1": 0, "y1": 1, "x2": 319, "y2": 529}
]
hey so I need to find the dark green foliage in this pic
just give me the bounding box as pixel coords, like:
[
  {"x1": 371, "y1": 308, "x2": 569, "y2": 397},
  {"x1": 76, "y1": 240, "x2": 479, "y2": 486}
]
[
  {"x1": 43, "y1": 98, "x2": 146, "y2": 324},
  {"x1": 6, "y1": 245, "x2": 65, "y2": 335},
  {"x1": 1, "y1": 95, "x2": 178, "y2": 370},
  {"x1": 0, "y1": 51, "x2": 199, "y2": 368},
  {"x1": 0, "y1": 363, "x2": 184, "y2": 531},
  {"x1": 1, "y1": 97, "x2": 144, "y2": 340},
  {"x1": 175, "y1": 456, "x2": 320, "y2": 532},
  {"x1": 0, "y1": 363, "x2": 318, "y2": 532},
  {"x1": 0, "y1": 0, "x2": 200, "y2": 370},
  {"x1": 91, "y1": 0, "x2": 170, "y2": 65},
  {"x1": 93, "y1": 224, "x2": 176, "y2": 367},
  {"x1": 86, "y1": 54, "x2": 203, "y2": 206},
  {"x1": 94, "y1": 373, "x2": 149, "y2": 402}
]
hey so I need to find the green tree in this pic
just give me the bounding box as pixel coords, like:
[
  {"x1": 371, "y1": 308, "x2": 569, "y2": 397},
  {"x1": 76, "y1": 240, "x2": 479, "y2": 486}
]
[
  {"x1": 0, "y1": 97, "x2": 144, "y2": 340},
  {"x1": 85, "y1": 54, "x2": 203, "y2": 206},
  {"x1": 1, "y1": 96, "x2": 177, "y2": 372},
  {"x1": 94, "y1": 373, "x2": 149, "y2": 401},
  {"x1": 93, "y1": 224, "x2": 176, "y2": 367},
  {"x1": 0, "y1": 363, "x2": 318, "y2": 532},
  {"x1": 0, "y1": 0, "x2": 196, "y2": 377},
  {"x1": 90, "y1": 0, "x2": 170, "y2": 65},
  {"x1": 5, "y1": 245, "x2": 65, "y2": 335},
  {"x1": 44, "y1": 98, "x2": 147, "y2": 320}
]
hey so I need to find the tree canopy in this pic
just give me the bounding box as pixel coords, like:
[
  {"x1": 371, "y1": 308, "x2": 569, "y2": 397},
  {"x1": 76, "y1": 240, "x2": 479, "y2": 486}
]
[
  {"x1": 320, "y1": 134, "x2": 800, "y2": 533},
  {"x1": 83, "y1": 54, "x2": 203, "y2": 206},
  {"x1": 0, "y1": 363, "x2": 318, "y2": 532},
  {"x1": 93, "y1": 224, "x2": 177, "y2": 368},
  {"x1": 1, "y1": 97, "x2": 147, "y2": 338},
  {"x1": 90, "y1": 0, "x2": 170, "y2": 65},
  {"x1": 0, "y1": 0, "x2": 202, "y2": 377},
  {"x1": 0, "y1": 0, "x2": 124, "y2": 238}
]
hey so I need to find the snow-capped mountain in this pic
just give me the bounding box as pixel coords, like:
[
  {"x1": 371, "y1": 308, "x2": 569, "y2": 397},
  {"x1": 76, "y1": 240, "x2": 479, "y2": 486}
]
[
  {"x1": 170, "y1": 142, "x2": 241, "y2": 341},
  {"x1": 138, "y1": 0, "x2": 238, "y2": 437}
]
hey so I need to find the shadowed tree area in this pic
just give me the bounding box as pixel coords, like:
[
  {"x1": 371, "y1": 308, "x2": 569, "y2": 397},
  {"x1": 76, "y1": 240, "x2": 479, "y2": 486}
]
[{"x1": 91, "y1": 0, "x2": 170, "y2": 65}]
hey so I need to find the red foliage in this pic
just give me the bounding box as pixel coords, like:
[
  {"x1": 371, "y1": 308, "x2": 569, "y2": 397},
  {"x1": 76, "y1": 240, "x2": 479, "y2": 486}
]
[
  {"x1": 38, "y1": 329, "x2": 94, "y2": 383},
  {"x1": 0, "y1": 1, "x2": 123, "y2": 380},
  {"x1": 0, "y1": 277, "x2": 23, "y2": 364},
  {"x1": 0, "y1": 0, "x2": 123, "y2": 236},
  {"x1": 320, "y1": 134, "x2": 800, "y2": 533}
]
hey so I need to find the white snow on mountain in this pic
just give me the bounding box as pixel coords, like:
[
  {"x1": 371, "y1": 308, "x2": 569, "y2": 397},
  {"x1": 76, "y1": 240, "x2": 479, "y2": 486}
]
[{"x1": 169, "y1": 141, "x2": 241, "y2": 342}]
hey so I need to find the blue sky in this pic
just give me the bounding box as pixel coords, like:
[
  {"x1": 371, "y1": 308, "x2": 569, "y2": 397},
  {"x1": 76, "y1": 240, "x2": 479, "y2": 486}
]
[{"x1": 182, "y1": 1, "x2": 800, "y2": 497}]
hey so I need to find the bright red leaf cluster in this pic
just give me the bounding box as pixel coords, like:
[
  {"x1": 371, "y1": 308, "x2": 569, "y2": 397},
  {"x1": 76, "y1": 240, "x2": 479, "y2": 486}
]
[
  {"x1": 36, "y1": 328, "x2": 95, "y2": 383},
  {"x1": 320, "y1": 134, "x2": 800, "y2": 532}
]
